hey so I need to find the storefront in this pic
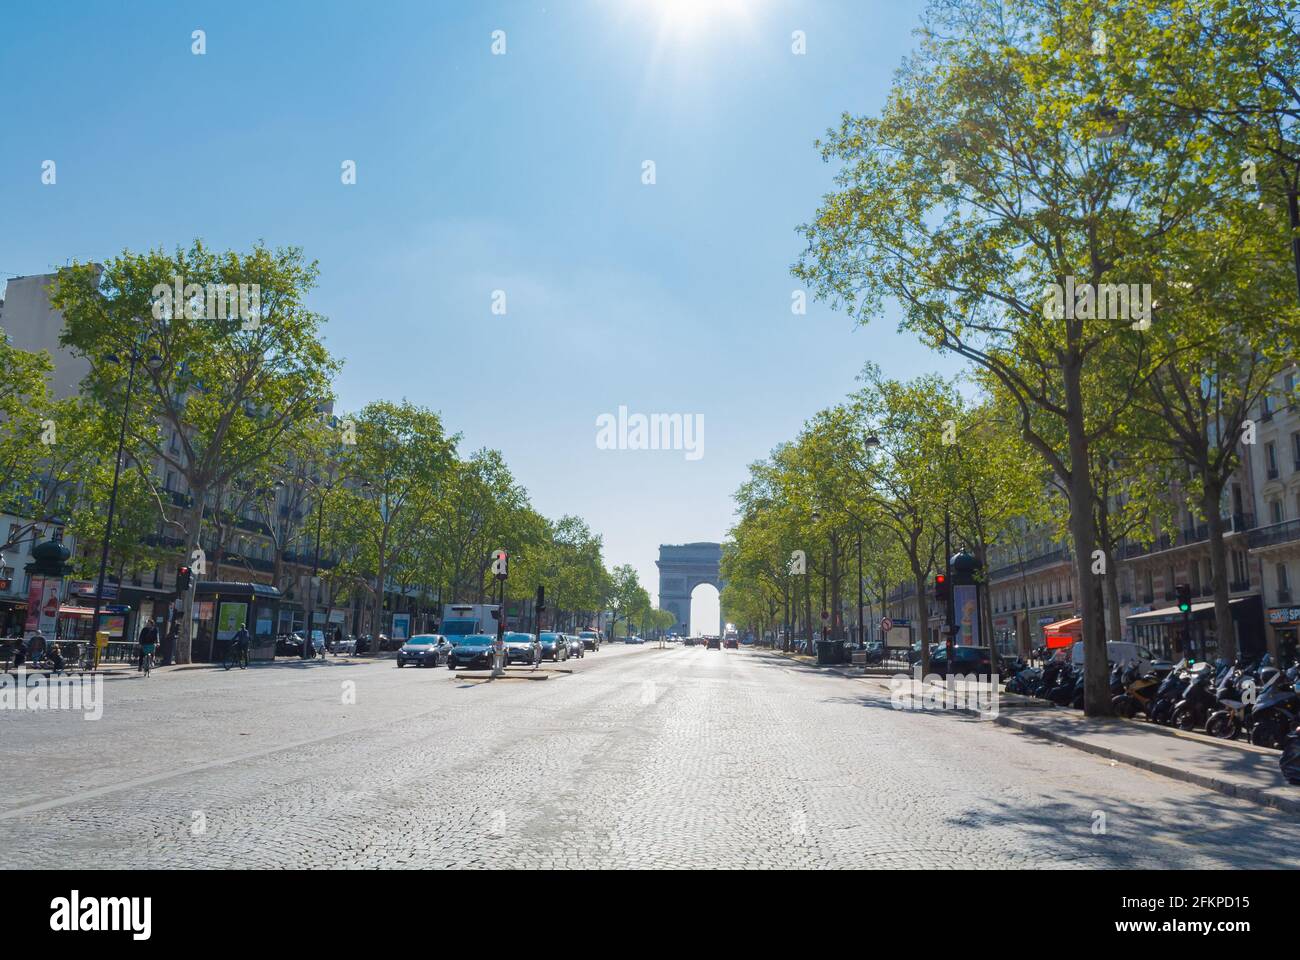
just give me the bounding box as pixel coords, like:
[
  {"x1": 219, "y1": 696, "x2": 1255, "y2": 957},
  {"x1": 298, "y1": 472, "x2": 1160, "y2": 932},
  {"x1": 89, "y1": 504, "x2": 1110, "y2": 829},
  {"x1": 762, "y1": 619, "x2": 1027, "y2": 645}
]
[
  {"x1": 1126, "y1": 595, "x2": 1264, "y2": 660},
  {"x1": 192, "y1": 581, "x2": 281, "y2": 663},
  {"x1": 1266, "y1": 606, "x2": 1300, "y2": 664}
]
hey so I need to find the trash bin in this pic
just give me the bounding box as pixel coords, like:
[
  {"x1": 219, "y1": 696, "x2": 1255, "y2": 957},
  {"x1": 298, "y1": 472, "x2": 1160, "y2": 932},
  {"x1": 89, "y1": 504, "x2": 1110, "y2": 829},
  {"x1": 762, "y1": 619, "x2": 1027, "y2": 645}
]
[{"x1": 816, "y1": 640, "x2": 840, "y2": 665}]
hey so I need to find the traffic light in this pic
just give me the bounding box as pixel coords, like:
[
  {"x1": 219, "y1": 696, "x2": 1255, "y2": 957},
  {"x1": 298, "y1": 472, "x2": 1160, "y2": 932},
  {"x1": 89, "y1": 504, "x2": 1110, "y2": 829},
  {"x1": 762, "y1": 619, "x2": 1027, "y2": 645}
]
[
  {"x1": 176, "y1": 565, "x2": 193, "y2": 592},
  {"x1": 934, "y1": 573, "x2": 948, "y2": 602},
  {"x1": 1175, "y1": 583, "x2": 1192, "y2": 614}
]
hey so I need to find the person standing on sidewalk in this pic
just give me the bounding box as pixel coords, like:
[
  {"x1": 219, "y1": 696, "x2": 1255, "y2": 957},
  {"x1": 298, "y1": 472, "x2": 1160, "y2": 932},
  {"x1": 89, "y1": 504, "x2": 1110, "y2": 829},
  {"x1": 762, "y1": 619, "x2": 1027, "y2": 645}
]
[
  {"x1": 137, "y1": 619, "x2": 158, "y2": 671},
  {"x1": 162, "y1": 618, "x2": 178, "y2": 666}
]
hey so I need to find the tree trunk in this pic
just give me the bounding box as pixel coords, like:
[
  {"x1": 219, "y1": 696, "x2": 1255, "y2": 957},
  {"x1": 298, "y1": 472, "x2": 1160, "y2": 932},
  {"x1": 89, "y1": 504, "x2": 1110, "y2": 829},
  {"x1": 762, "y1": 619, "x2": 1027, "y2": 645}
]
[
  {"x1": 175, "y1": 495, "x2": 206, "y2": 664},
  {"x1": 1202, "y1": 482, "x2": 1237, "y2": 661},
  {"x1": 1063, "y1": 366, "x2": 1111, "y2": 717}
]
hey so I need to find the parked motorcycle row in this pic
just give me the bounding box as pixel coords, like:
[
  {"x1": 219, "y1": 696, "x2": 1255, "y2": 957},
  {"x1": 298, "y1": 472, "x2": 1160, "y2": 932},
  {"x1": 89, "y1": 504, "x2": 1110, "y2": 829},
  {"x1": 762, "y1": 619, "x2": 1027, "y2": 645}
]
[{"x1": 1003, "y1": 654, "x2": 1300, "y2": 751}]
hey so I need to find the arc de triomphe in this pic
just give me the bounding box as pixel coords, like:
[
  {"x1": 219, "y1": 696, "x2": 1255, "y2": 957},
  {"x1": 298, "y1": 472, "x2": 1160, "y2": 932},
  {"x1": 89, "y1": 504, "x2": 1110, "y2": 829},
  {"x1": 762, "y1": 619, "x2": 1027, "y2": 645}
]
[{"x1": 656, "y1": 542, "x2": 724, "y2": 636}]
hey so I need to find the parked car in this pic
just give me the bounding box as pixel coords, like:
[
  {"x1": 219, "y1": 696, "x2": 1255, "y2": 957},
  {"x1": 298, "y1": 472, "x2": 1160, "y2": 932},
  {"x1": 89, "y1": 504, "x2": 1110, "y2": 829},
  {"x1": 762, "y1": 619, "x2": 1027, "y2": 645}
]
[
  {"x1": 578, "y1": 630, "x2": 602, "y2": 652},
  {"x1": 334, "y1": 636, "x2": 357, "y2": 655},
  {"x1": 503, "y1": 631, "x2": 542, "y2": 666},
  {"x1": 564, "y1": 634, "x2": 584, "y2": 659},
  {"x1": 447, "y1": 634, "x2": 496, "y2": 671},
  {"x1": 396, "y1": 634, "x2": 452, "y2": 668},
  {"x1": 538, "y1": 632, "x2": 570, "y2": 662},
  {"x1": 1070, "y1": 640, "x2": 1157, "y2": 674},
  {"x1": 927, "y1": 644, "x2": 995, "y2": 678},
  {"x1": 624, "y1": 634, "x2": 644, "y2": 644}
]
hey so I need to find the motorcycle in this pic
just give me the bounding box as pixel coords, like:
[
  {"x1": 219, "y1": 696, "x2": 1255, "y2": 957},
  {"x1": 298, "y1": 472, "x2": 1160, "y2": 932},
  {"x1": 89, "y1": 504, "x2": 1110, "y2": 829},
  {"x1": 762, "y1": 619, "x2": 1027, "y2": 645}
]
[
  {"x1": 1248, "y1": 666, "x2": 1300, "y2": 749},
  {"x1": 1111, "y1": 661, "x2": 1163, "y2": 720},
  {"x1": 1171, "y1": 660, "x2": 1221, "y2": 731}
]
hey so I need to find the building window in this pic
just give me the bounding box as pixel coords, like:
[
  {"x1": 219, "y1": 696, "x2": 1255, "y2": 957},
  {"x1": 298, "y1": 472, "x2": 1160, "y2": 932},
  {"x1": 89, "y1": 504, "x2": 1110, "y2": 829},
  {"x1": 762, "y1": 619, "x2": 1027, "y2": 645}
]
[
  {"x1": 1267, "y1": 441, "x2": 1279, "y2": 479},
  {"x1": 1278, "y1": 563, "x2": 1291, "y2": 599},
  {"x1": 1271, "y1": 499, "x2": 1285, "y2": 525}
]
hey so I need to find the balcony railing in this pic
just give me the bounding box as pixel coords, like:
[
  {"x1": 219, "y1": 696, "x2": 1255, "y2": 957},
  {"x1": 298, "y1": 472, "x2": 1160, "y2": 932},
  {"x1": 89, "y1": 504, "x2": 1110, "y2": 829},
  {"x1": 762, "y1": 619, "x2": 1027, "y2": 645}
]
[
  {"x1": 988, "y1": 547, "x2": 1070, "y2": 580},
  {"x1": 1229, "y1": 579, "x2": 1252, "y2": 593},
  {"x1": 1248, "y1": 518, "x2": 1300, "y2": 550}
]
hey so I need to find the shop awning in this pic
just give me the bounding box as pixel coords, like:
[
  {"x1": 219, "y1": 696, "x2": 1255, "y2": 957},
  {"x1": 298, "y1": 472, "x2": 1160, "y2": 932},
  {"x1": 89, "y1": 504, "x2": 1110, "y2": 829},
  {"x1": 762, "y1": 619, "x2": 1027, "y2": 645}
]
[
  {"x1": 58, "y1": 605, "x2": 97, "y2": 617},
  {"x1": 1042, "y1": 617, "x2": 1083, "y2": 634},
  {"x1": 1126, "y1": 597, "x2": 1248, "y2": 624}
]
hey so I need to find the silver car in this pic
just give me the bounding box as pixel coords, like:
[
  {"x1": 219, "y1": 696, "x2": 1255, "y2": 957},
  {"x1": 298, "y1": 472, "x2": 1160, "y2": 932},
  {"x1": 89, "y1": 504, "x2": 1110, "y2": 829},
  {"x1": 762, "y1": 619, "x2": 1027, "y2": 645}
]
[
  {"x1": 503, "y1": 631, "x2": 541, "y2": 666},
  {"x1": 564, "y1": 633, "x2": 584, "y2": 659}
]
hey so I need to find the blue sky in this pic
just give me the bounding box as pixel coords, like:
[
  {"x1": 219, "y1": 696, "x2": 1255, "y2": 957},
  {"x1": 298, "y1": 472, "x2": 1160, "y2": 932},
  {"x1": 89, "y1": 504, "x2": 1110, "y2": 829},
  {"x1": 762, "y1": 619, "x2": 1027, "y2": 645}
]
[{"x1": 0, "y1": 0, "x2": 964, "y2": 622}]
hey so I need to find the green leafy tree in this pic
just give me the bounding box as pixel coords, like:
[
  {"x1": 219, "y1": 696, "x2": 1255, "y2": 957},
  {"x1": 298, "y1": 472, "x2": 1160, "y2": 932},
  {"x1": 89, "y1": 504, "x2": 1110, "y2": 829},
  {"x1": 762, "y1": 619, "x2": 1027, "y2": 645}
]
[{"x1": 53, "y1": 241, "x2": 339, "y2": 662}]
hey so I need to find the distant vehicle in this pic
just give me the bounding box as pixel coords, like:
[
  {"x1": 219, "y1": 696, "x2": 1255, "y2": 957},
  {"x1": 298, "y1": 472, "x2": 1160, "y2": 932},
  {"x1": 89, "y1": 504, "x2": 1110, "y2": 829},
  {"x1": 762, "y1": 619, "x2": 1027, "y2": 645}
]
[
  {"x1": 503, "y1": 631, "x2": 542, "y2": 666},
  {"x1": 1070, "y1": 640, "x2": 1156, "y2": 674},
  {"x1": 706, "y1": 637, "x2": 721, "y2": 650},
  {"x1": 447, "y1": 634, "x2": 496, "y2": 671},
  {"x1": 440, "y1": 603, "x2": 503, "y2": 639},
  {"x1": 624, "y1": 635, "x2": 645, "y2": 645},
  {"x1": 539, "y1": 632, "x2": 570, "y2": 662},
  {"x1": 723, "y1": 636, "x2": 739, "y2": 649},
  {"x1": 335, "y1": 636, "x2": 357, "y2": 655},
  {"x1": 275, "y1": 633, "x2": 304, "y2": 657},
  {"x1": 397, "y1": 634, "x2": 451, "y2": 668},
  {"x1": 741, "y1": 635, "x2": 755, "y2": 646},
  {"x1": 310, "y1": 629, "x2": 327, "y2": 656},
  {"x1": 928, "y1": 645, "x2": 994, "y2": 679},
  {"x1": 563, "y1": 634, "x2": 584, "y2": 659},
  {"x1": 578, "y1": 630, "x2": 602, "y2": 652}
]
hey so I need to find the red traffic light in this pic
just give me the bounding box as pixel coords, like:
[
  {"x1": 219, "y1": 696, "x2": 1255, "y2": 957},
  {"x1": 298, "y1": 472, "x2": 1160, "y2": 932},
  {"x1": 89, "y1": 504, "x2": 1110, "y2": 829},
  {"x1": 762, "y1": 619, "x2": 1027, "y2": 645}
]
[{"x1": 934, "y1": 574, "x2": 948, "y2": 599}]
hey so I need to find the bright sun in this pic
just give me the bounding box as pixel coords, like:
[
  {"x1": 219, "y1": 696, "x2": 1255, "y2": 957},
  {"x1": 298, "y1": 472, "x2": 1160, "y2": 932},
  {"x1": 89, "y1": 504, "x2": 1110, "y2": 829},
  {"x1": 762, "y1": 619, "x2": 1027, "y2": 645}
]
[{"x1": 638, "y1": 0, "x2": 756, "y2": 41}]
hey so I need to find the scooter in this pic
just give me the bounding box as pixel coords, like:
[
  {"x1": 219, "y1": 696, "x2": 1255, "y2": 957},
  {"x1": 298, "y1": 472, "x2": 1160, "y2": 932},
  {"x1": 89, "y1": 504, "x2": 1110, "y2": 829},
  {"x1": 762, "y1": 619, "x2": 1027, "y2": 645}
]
[
  {"x1": 1172, "y1": 661, "x2": 1220, "y2": 731},
  {"x1": 1248, "y1": 667, "x2": 1300, "y2": 749}
]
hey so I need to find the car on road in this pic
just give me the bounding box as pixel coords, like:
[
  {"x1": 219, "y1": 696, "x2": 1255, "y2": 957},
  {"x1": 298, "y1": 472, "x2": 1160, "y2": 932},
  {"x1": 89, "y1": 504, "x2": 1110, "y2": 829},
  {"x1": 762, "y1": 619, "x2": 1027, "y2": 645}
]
[
  {"x1": 706, "y1": 637, "x2": 721, "y2": 650},
  {"x1": 396, "y1": 634, "x2": 452, "y2": 668},
  {"x1": 623, "y1": 635, "x2": 644, "y2": 644},
  {"x1": 503, "y1": 631, "x2": 542, "y2": 666},
  {"x1": 927, "y1": 644, "x2": 995, "y2": 679},
  {"x1": 578, "y1": 630, "x2": 602, "y2": 652},
  {"x1": 724, "y1": 636, "x2": 739, "y2": 649},
  {"x1": 563, "y1": 634, "x2": 584, "y2": 659},
  {"x1": 446, "y1": 634, "x2": 497, "y2": 671},
  {"x1": 538, "y1": 632, "x2": 570, "y2": 662}
]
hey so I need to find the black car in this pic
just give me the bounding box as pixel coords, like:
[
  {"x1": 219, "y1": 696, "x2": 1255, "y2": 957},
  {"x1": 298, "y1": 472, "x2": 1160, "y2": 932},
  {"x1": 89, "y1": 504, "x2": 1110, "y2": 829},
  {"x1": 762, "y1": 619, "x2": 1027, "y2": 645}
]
[
  {"x1": 538, "y1": 632, "x2": 570, "y2": 661},
  {"x1": 927, "y1": 645, "x2": 994, "y2": 678},
  {"x1": 396, "y1": 634, "x2": 452, "y2": 668},
  {"x1": 447, "y1": 634, "x2": 497, "y2": 671},
  {"x1": 577, "y1": 630, "x2": 601, "y2": 652},
  {"x1": 564, "y1": 634, "x2": 584, "y2": 659}
]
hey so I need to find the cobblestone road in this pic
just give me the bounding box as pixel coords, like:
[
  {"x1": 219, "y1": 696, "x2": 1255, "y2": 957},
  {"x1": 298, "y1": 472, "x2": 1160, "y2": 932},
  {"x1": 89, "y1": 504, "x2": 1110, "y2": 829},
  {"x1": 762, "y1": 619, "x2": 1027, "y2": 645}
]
[{"x1": 3, "y1": 644, "x2": 1298, "y2": 868}]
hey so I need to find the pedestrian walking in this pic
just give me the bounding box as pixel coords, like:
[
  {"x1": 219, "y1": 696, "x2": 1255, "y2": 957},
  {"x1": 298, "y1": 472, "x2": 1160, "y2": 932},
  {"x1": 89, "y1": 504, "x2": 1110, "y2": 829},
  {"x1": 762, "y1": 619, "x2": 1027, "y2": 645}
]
[
  {"x1": 12, "y1": 634, "x2": 27, "y2": 668},
  {"x1": 137, "y1": 619, "x2": 159, "y2": 671},
  {"x1": 163, "y1": 619, "x2": 178, "y2": 666}
]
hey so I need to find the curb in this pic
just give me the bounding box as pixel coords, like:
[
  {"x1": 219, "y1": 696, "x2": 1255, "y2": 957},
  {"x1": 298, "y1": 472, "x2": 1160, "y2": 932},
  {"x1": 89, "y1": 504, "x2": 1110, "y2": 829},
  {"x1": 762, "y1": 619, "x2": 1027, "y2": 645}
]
[
  {"x1": 991, "y1": 712, "x2": 1300, "y2": 816},
  {"x1": 811, "y1": 661, "x2": 1299, "y2": 816}
]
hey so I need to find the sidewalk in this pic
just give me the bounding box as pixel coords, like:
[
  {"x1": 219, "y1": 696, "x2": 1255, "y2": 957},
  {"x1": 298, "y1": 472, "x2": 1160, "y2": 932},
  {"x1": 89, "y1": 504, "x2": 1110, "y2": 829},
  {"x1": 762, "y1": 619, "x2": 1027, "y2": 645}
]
[
  {"x1": 763, "y1": 648, "x2": 1299, "y2": 814},
  {"x1": 3, "y1": 653, "x2": 394, "y2": 681}
]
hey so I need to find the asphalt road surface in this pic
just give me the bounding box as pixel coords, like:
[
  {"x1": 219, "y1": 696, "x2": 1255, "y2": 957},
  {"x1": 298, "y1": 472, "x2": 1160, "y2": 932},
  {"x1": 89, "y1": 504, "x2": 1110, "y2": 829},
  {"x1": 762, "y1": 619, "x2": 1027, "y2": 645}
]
[{"x1": 3, "y1": 643, "x2": 1298, "y2": 868}]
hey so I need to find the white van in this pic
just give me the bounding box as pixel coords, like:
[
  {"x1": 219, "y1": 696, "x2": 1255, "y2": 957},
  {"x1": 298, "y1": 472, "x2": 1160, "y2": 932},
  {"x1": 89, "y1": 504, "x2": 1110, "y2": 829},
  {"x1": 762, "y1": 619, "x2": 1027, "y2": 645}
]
[{"x1": 1071, "y1": 640, "x2": 1155, "y2": 672}]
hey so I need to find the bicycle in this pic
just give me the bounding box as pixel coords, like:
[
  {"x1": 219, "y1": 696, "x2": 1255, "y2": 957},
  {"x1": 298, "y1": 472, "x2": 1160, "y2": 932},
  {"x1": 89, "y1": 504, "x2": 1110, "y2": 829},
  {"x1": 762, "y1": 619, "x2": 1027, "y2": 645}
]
[
  {"x1": 223, "y1": 644, "x2": 248, "y2": 671},
  {"x1": 141, "y1": 648, "x2": 155, "y2": 677}
]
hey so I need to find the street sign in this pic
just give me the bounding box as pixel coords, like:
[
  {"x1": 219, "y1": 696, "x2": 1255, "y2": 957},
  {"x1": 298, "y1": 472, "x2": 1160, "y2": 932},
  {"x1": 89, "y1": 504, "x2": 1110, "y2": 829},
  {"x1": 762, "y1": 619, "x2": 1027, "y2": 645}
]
[
  {"x1": 880, "y1": 616, "x2": 893, "y2": 632},
  {"x1": 491, "y1": 550, "x2": 508, "y2": 579}
]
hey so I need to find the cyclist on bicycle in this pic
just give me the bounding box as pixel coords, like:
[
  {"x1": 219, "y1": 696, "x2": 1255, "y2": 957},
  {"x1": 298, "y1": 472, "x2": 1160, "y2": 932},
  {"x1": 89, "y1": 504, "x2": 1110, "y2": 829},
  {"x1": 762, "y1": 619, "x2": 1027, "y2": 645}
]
[
  {"x1": 139, "y1": 632, "x2": 157, "y2": 674},
  {"x1": 137, "y1": 619, "x2": 158, "y2": 672},
  {"x1": 232, "y1": 623, "x2": 250, "y2": 662}
]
